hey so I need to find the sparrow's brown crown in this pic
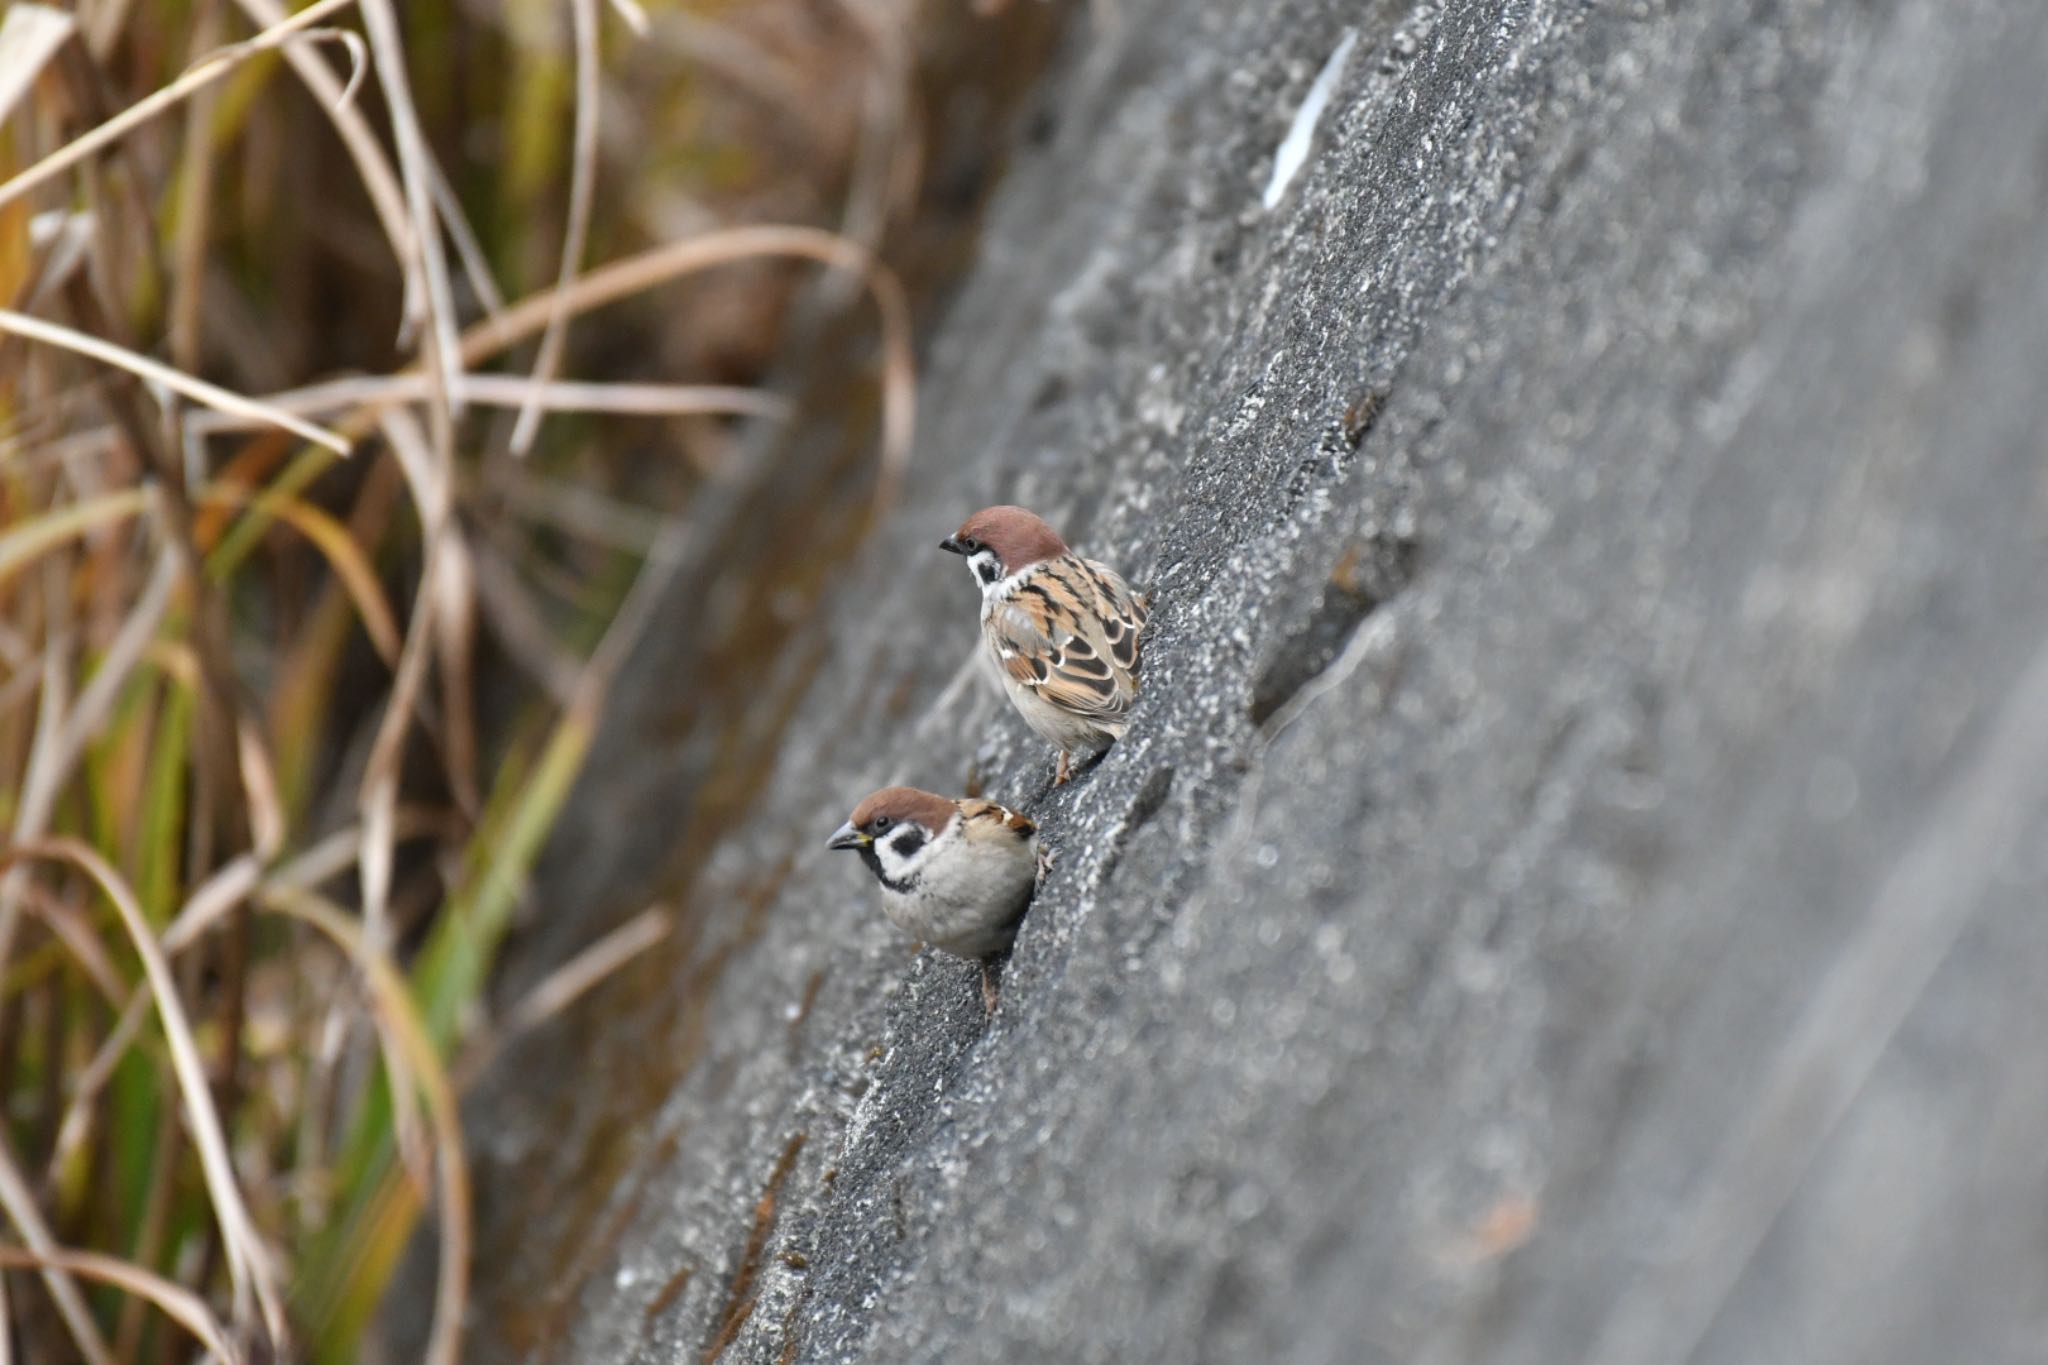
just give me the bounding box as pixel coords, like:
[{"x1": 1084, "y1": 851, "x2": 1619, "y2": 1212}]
[
  {"x1": 847, "y1": 785, "x2": 959, "y2": 833},
  {"x1": 948, "y1": 505, "x2": 1069, "y2": 575}
]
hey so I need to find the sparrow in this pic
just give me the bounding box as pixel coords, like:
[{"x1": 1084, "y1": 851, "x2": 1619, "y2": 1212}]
[
  {"x1": 827, "y1": 785, "x2": 1043, "y2": 1011},
  {"x1": 940, "y1": 505, "x2": 1148, "y2": 785}
]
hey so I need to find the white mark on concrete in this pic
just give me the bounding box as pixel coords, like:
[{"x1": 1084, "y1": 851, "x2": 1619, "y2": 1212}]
[{"x1": 1262, "y1": 29, "x2": 1358, "y2": 212}]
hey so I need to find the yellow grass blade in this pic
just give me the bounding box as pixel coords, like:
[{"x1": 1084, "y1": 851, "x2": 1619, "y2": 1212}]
[{"x1": 218, "y1": 488, "x2": 403, "y2": 663}]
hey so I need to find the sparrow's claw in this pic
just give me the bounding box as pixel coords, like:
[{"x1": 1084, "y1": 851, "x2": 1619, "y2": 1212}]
[
  {"x1": 1054, "y1": 751, "x2": 1073, "y2": 786},
  {"x1": 980, "y1": 961, "x2": 1001, "y2": 1016},
  {"x1": 1034, "y1": 841, "x2": 1057, "y2": 885}
]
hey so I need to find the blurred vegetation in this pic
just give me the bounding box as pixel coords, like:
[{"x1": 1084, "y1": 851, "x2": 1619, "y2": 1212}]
[{"x1": 0, "y1": 0, "x2": 921, "y2": 1360}]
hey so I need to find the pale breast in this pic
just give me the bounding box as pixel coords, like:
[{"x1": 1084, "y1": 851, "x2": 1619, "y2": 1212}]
[{"x1": 879, "y1": 835, "x2": 1037, "y2": 958}]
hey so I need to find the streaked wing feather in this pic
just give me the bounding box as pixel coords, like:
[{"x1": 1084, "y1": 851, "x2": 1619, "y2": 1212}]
[
  {"x1": 987, "y1": 556, "x2": 1146, "y2": 724},
  {"x1": 962, "y1": 799, "x2": 1036, "y2": 840}
]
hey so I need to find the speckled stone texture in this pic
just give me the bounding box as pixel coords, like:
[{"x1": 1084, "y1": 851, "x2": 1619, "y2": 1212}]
[{"x1": 427, "y1": 0, "x2": 2048, "y2": 1361}]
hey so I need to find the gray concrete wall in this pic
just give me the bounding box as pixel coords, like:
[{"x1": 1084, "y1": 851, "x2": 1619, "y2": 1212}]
[{"x1": 438, "y1": 1, "x2": 2048, "y2": 1360}]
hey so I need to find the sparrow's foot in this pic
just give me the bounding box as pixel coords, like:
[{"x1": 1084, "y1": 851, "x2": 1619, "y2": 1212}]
[
  {"x1": 979, "y1": 960, "x2": 1001, "y2": 1016},
  {"x1": 1054, "y1": 751, "x2": 1073, "y2": 786},
  {"x1": 1034, "y1": 841, "x2": 1057, "y2": 885}
]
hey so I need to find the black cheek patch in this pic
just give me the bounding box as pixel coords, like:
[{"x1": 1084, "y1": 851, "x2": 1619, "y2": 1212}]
[
  {"x1": 855, "y1": 844, "x2": 885, "y2": 882},
  {"x1": 890, "y1": 828, "x2": 926, "y2": 859},
  {"x1": 975, "y1": 557, "x2": 1002, "y2": 585}
]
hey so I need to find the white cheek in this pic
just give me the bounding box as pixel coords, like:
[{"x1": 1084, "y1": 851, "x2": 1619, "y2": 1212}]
[
  {"x1": 970, "y1": 551, "x2": 1005, "y2": 589},
  {"x1": 876, "y1": 839, "x2": 924, "y2": 881}
]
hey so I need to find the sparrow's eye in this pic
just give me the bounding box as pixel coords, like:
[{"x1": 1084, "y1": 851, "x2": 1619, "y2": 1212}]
[
  {"x1": 960, "y1": 537, "x2": 981, "y2": 553},
  {"x1": 871, "y1": 816, "x2": 892, "y2": 834}
]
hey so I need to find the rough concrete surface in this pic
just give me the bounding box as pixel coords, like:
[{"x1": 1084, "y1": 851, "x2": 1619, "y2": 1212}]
[{"x1": 432, "y1": 0, "x2": 2048, "y2": 1361}]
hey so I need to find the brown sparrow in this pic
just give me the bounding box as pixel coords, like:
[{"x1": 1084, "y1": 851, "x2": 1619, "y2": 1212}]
[
  {"x1": 940, "y1": 505, "x2": 1148, "y2": 785},
  {"x1": 827, "y1": 785, "x2": 1043, "y2": 1010}
]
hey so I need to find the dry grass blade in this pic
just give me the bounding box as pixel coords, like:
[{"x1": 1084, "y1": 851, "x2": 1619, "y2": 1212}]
[
  {"x1": 503, "y1": 904, "x2": 670, "y2": 1036},
  {"x1": 18, "y1": 882, "x2": 127, "y2": 1004},
  {"x1": 216, "y1": 487, "x2": 403, "y2": 663},
  {"x1": 0, "y1": 0, "x2": 363, "y2": 213},
  {"x1": 494, "y1": 465, "x2": 666, "y2": 552},
  {"x1": 0, "y1": 840, "x2": 289, "y2": 1353},
  {"x1": 260, "y1": 884, "x2": 470, "y2": 1365},
  {"x1": 604, "y1": 0, "x2": 650, "y2": 37},
  {"x1": 0, "y1": 665, "x2": 42, "y2": 724},
  {"x1": 822, "y1": 3, "x2": 914, "y2": 289},
  {"x1": 0, "y1": 1129, "x2": 114, "y2": 1365},
  {"x1": 185, "y1": 373, "x2": 789, "y2": 431},
  {"x1": 427, "y1": 154, "x2": 507, "y2": 317},
  {"x1": 271, "y1": 825, "x2": 370, "y2": 894},
  {"x1": 359, "y1": 0, "x2": 465, "y2": 423},
  {"x1": 0, "y1": 552, "x2": 159, "y2": 1010},
  {"x1": 470, "y1": 539, "x2": 582, "y2": 704},
  {"x1": 262, "y1": 808, "x2": 453, "y2": 898},
  {"x1": 0, "y1": 309, "x2": 351, "y2": 454},
  {"x1": 431, "y1": 530, "x2": 481, "y2": 813},
  {"x1": 0, "y1": 568, "x2": 74, "y2": 1017},
  {"x1": 168, "y1": 2, "x2": 227, "y2": 374},
  {"x1": 508, "y1": 0, "x2": 602, "y2": 456},
  {"x1": 161, "y1": 852, "x2": 263, "y2": 955},
  {"x1": 14, "y1": 542, "x2": 179, "y2": 848},
  {"x1": 47, "y1": 989, "x2": 151, "y2": 1185},
  {"x1": 230, "y1": 0, "x2": 414, "y2": 293},
  {"x1": 459, "y1": 905, "x2": 670, "y2": 1088},
  {"x1": 227, "y1": 0, "x2": 495, "y2": 321},
  {"x1": 19, "y1": 209, "x2": 95, "y2": 314},
  {"x1": 0, "y1": 6, "x2": 76, "y2": 128},
  {"x1": 469, "y1": 375, "x2": 789, "y2": 419},
  {"x1": 178, "y1": 229, "x2": 903, "y2": 577},
  {"x1": 52, "y1": 848, "x2": 256, "y2": 1186},
  {"x1": 237, "y1": 716, "x2": 287, "y2": 860},
  {"x1": 0, "y1": 487, "x2": 151, "y2": 588},
  {"x1": 455, "y1": 225, "x2": 915, "y2": 504},
  {"x1": 356, "y1": 409, "x2": 445, "y2": 1180},
  {"x1": 358, "y1": 408, "x2": 443, "y2": 947},
  {"x1": 0, "y1": 1245, "x2": 236, "y2": 1363}
]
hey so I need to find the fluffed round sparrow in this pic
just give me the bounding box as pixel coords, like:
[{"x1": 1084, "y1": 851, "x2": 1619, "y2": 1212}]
[
  {"x1": 940, "y1": 505, "x2": 1149, "y2": 785},
  {"x1": 827, "y1": 785, "x2": 1043, "y2": 1010}
]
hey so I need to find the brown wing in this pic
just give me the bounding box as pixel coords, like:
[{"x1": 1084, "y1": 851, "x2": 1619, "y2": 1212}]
[
  {"x1": 960, "y1": 799, "x2": 1036, "y2": 841},
  {"x1": 1081, "y1": 556, "x2": 1147, "y2": 677},
  {"x1": 986, "y1": 554, "x2": 1146, "y2": 724}
]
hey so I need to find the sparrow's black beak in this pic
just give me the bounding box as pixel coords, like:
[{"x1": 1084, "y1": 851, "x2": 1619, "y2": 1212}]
[
  {"x1": 938, "y1": 535, "x2": 967, "y2": 555},
  {"x1": 826, "y1": 821, "x2": 867, "y2": 851}
]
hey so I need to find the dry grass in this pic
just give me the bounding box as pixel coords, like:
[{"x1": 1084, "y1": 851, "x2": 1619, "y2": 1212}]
[{"x1": 0, "y1": 1, "x2": 923, "y2": 1360}]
